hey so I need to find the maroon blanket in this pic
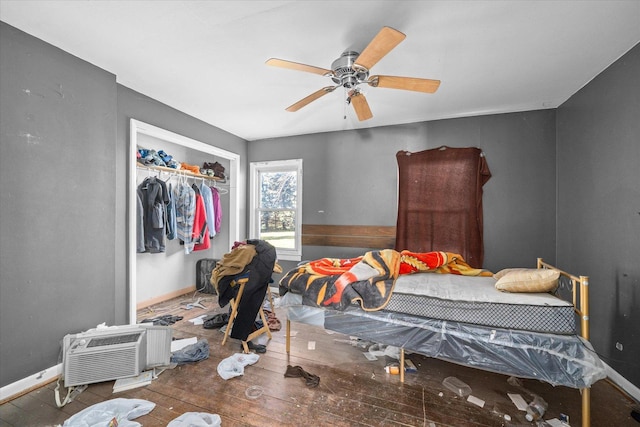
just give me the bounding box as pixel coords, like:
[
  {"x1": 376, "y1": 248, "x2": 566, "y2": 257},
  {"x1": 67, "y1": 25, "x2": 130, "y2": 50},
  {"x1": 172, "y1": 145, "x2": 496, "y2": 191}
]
[{"x1": 395, "y1": 146, "x2": 491, "y2": 268}]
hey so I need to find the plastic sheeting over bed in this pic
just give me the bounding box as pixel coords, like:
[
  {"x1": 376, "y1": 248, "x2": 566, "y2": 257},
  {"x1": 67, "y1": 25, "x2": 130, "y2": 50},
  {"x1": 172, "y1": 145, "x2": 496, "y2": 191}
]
[{"x1": 280, "y1": 293, "x2": 606, "y2": 389}]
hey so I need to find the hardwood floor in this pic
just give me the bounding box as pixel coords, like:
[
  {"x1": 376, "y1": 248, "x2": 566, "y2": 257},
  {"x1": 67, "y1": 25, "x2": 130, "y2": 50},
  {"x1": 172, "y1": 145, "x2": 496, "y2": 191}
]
[{"x1": 1, "y1": 292, "x2": 638, "y2": 427}]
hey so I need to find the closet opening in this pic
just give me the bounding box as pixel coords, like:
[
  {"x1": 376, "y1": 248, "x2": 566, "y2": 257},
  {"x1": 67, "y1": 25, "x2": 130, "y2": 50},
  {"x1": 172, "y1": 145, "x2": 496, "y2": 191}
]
[{"x1": 128, "y1": 119, "x2": 241, "y2": 323}]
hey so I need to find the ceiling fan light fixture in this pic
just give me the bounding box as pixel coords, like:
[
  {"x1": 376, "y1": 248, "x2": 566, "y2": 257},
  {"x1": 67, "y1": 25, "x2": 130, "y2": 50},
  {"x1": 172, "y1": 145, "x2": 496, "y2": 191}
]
[{"x1": 331, "y1": 51, "x2": 369, "y2": 88}]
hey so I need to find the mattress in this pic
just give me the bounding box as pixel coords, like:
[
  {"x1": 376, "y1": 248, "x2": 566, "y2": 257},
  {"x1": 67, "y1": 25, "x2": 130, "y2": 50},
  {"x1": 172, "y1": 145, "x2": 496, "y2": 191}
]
[{"x1": 384, "y1": 273, "x2": 576, "y2": 334}]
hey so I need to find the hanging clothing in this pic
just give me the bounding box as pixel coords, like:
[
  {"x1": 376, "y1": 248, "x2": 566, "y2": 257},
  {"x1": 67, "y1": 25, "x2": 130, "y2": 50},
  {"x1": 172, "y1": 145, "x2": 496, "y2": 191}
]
[
  {"x1": 200, "y1": 183, "x2": 216, "y2": 238},
  {"x1": 137, "y1": 176, "x2": 170, "y2": 253},
  {"x1": 210, "y1": 186, "x2": 222, "y2": 234},
  {"x1": 136, "y1": 192, "x2": 145, "y2": 253},
  {"x1": 394, "y1": 146, "x2": 491, "y2": 268},
  {"x1": 166, "y1": 183, "x2": 177, "y2": 240},
  {"x1": 175, "y1": 183, "x2": 196, "y2": 254},
  {"x1": 192, "y1": 184, "x2": 210, "y2": 252}
]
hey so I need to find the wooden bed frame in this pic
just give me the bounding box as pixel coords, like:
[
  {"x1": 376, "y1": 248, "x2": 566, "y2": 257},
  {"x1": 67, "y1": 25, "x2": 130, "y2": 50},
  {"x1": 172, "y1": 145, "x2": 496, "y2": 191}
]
[{"x1": 284, "y1": 258, "x2": 594, "y2": 427}]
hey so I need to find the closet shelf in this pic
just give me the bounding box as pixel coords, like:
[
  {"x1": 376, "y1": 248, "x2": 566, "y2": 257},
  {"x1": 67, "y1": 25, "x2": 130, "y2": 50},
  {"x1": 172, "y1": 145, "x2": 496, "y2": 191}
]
[{"x1": 137, "y1": 163, "x2": 222, "y2": 182}]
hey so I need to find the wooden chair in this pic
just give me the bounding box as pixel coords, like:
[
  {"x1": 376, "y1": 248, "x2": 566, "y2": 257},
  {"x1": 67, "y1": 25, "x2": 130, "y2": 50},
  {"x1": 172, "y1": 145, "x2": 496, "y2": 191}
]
[{"x1": 221, "y1": 276, "x2": 272, "y2": 353}]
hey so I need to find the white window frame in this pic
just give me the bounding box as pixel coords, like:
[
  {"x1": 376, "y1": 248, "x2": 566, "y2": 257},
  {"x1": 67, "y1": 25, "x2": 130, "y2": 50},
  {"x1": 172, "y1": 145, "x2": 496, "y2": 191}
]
[{"x1": 249, "y1": 159, "x2": 303, "y2": 261}]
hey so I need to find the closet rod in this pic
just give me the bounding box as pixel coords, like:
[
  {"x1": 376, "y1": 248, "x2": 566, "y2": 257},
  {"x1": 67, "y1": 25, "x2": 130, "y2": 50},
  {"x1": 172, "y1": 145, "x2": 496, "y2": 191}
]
[{"x1": 136, "y1": 163, "x2": 222, "y2": 183}]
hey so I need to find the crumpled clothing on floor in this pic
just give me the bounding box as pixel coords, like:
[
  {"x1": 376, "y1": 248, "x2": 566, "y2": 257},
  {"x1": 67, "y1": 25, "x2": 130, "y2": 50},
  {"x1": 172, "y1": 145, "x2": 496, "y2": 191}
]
[
  {"x1": 170, "y1": 339, "x2": 209, "y2": 365},
  {"x1": 217, "y1": 352, "x2": 260, "y2": 380},
  {"x1": 62, "y1": 398, "x2": 155, "y2": 427},
  {"x1": 140, "y1": 314, "x2": 183, "y2": 326},
  {"x1": 284, "y1": 364, "x2": 320, "y2": 388},
  {"x1": 263, "y1": 309, "x2": 281, "y2": 331}
]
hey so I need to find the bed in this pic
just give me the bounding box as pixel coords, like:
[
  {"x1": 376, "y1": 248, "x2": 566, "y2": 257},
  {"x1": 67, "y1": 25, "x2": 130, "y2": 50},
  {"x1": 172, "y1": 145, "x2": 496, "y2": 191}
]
[{"x1": 278, "y1": 254, "x2": 606, "y2": 427}]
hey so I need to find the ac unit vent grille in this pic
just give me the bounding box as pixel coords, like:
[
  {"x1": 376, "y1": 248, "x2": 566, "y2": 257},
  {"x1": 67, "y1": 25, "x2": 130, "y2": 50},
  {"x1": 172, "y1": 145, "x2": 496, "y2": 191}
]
[
  {"x1": 87, "y1": 333, "x2": 142, "y2": 348},
  {"x1": 66, "y1": 347, "x2": 141, "y2": 386}
]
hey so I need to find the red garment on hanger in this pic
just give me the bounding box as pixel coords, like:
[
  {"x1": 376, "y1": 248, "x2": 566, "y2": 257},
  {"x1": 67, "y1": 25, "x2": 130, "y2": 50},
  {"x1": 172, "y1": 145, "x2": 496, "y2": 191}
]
[{"x1": 193, "y1": 192, "x2": 210, "y2": 251}]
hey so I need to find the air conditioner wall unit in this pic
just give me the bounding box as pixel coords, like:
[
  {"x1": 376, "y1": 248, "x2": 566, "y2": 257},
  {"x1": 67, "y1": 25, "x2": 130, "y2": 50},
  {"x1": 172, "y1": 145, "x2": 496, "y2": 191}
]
[
  {"x1": 62, "y1": 325, "x2": 171, "y2": 387},
  {"x1": 139, "y1": 324, "x2": 172, "y2": 368}
]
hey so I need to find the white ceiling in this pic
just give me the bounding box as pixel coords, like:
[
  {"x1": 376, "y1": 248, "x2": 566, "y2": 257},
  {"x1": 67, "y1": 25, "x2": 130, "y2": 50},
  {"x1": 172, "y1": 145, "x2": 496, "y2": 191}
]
[{"x1": 1, "y1": 1, "x2": 639, "y2": 141}]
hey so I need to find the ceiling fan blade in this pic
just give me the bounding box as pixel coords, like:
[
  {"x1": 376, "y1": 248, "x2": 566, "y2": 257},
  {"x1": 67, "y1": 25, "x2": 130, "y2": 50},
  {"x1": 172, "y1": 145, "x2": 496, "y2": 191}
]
[
  {"x1": 353, "y1": 26, "x2": 406, "y2": 71},
  {"x1": 350, "y1": 91, "x2": 373, "y2": 121},
  {"x1": 368, "y1": 75, "x2": 441, "y2": 93},
  {"x1": 266, "y1": 58, "x2": 333, "y2": 76},
  {"x1": 286, "y1": 86, "x2": 337, "y2": 112}
]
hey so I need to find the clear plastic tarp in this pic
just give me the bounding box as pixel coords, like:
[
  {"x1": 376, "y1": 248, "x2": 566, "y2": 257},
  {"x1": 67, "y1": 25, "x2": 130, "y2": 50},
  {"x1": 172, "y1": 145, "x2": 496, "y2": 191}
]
[{"x1": 278, "y1": 293, "x2": 606, "y2": 389}]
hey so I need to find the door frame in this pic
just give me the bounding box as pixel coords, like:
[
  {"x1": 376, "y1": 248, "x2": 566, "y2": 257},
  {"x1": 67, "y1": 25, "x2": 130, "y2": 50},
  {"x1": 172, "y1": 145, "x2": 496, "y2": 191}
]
[{"x1": 128, "y1": 119, "x2": 240, "y2": 323}]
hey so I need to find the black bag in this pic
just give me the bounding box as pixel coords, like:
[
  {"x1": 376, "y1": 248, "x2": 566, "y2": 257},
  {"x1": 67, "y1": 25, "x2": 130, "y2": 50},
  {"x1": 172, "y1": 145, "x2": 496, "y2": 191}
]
[{"x1": 196, "y1": 258, "x2": 218, "y2": 294}]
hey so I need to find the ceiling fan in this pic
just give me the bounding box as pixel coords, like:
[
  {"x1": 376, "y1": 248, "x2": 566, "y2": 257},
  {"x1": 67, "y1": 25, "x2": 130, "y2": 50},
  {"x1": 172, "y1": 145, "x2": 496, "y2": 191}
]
[{"x1": 266, "y1": 26, "x2": 440, "y2": 121}]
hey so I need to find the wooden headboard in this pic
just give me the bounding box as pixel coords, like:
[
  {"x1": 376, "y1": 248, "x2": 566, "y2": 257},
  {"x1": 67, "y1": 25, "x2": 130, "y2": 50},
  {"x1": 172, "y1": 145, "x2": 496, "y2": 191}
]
[{"x1": 302, "y1": 224, "x2": 396, "y2": 249}]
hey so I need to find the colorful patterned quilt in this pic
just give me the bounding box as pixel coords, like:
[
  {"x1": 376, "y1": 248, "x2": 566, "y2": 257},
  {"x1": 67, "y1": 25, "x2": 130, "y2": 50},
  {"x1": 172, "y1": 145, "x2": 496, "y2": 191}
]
[{"x1": 279, "y1": 250, "x2": 492, "y2": 311}]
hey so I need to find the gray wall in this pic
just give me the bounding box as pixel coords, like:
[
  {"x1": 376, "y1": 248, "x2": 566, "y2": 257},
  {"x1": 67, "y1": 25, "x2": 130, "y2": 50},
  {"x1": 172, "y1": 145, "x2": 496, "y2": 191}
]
[
  {"x1": 248, "y1": 110, "x2": 558, "y2": 275},
  {"x1": 0, "y1": 22, "x2": 117, "y2": 386},
  {"x1": 0, "y1": 22, "x2": 247, "y2": 388},
  {"x1": 557, "y1": 43, "x2": 640, "y2": 387}
]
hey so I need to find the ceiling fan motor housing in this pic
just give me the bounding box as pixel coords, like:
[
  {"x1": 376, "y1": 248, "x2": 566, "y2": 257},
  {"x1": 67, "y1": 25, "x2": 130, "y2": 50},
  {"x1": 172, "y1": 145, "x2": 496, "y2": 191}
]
[{"x1": 331, "y1": 51, "x2": 369, "y2": 88}]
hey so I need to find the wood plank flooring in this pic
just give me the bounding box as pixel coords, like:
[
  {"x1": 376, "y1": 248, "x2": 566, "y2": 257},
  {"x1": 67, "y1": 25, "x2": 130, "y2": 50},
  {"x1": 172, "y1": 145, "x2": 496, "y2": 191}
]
[{"x1": 1, "y1": 292, "x2": 638, "y2": 426}]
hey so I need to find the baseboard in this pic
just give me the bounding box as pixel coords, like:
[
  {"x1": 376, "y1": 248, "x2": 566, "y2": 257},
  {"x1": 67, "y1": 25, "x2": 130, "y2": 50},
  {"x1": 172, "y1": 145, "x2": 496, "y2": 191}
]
[
  {"x1": 2, "y1": 286, "x2": 199, "y2": 403},
  {"x1": 136, "y1": 285, "x2": 197, "y2": 310},
  {"x1": 0, "y1": 363, "x2": 61, "y2": 404},
  {"x1": 604, "y1": 361, "x2": 640, "y2": 402}
]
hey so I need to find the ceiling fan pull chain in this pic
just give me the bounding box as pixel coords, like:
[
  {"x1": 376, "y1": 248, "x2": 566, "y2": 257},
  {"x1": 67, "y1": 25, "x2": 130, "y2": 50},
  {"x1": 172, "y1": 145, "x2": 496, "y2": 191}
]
[{"x1": 343, "y1": 87, "x2": 347, "y2": 120}]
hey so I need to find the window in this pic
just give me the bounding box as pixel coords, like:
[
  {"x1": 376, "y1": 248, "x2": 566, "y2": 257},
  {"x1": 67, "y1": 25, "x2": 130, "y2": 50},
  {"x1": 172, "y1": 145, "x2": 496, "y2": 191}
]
[{"x1": 249, "y1": 159, "x2": 302, "y2": 261}]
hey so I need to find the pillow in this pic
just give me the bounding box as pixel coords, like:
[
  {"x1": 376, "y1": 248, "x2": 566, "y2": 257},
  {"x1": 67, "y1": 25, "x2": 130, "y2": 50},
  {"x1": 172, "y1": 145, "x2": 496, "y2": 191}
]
[{"x1": 494, "y1": 268, "x2": 560, "y2": 293}]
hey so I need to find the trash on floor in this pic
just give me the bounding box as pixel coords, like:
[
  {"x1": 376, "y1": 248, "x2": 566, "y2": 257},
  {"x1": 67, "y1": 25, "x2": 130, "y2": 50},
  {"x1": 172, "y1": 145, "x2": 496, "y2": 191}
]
[
  {"x1": 363, "y1": 351, "x2": 378, "y2": 361},
  {"x1": 467, "y1": 395, "x2": 485, "y2": 408},
  {"x1": 385, "y1": 364, "x2": 400, "y2": 375},
  {"x1": 507, "y1": 392, "x2": 528, "y2": 411},
  {"x1": 181, "y1": 297, "x2": 207, "y2": 310},
  {"x1": 284, "y1": 364, "x2": 320, "y2": 388},
  {"x1": 245, "y1": 385, "x2": 264, "y2": 399},
  {"x1": 61, "y1": 398, "x2": 155, "y2": 427},
  {"x1": 442, "y1": 376, "x2": 472, "y2": 397},
  {"x1": 404, "y1": 359, "x2": 418, "y2": 372},
  {"x1": 546, "y1": 418, "x2": 572, "y2": 427},
  {"x1": 490, "y1": 404, "x2": 513, "y2": 422},
  {"x1": 188, "y1": 314, "x2": 208, "y2": 325},
  {"x1": 525, "y1": 394, "x2": 548, "y2": 421},
  {"x1": 113, "y1": 370, "x2": 153, "y2": 393},
  {"x1": 171, "y1": 337, "x2": 197, "y2": 352},
  {"x1": 217, "y1": 353, "x2": 260, "y2": 380}
]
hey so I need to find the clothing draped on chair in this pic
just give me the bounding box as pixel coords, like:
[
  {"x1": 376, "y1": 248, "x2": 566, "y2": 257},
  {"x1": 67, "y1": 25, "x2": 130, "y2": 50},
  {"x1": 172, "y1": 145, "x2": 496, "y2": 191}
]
[
  {"x1": 394, "y1": 146, "x2": 491, "y2": 268},
  {"x1": 212, "y1": 239, "x2": 276, "y2": 341}
]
